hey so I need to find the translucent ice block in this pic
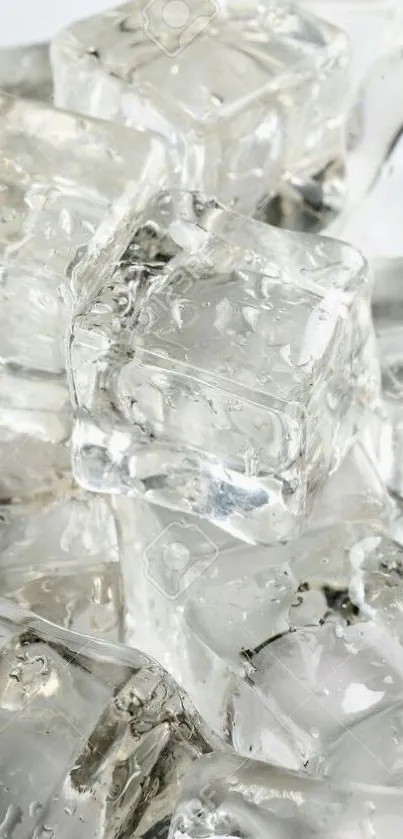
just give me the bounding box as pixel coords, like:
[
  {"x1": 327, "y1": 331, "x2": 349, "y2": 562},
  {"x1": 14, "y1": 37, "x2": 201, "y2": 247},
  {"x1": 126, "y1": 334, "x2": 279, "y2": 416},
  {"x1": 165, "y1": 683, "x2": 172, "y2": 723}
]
[
  {"x1": 0, "y1": 93, "x2": 169, "y2": 499},
  {"x1": 69, "y1": 191, "x2": 380, "y2": 545},
  {"x1": 169, "y1": 752, "x2": 403, "y2": 839},
  {"x1": 115, "y1": 441, "x2": 401, "y2": 764},
  {"x1": 0, "y1": 599, "x2": 216, "y2": 839},
  {"x1": 51, "y1": 0, "x2": 350, "y2": 217},
  {"x1": 0, "y1": 94, "x2": 169, "y2": 371},
  {"x1": 0, "y1": 490, "x2": 124, "y2": 642},
  {"x1": 175, "y1": 440, "x2": 403, "y2": 771}
]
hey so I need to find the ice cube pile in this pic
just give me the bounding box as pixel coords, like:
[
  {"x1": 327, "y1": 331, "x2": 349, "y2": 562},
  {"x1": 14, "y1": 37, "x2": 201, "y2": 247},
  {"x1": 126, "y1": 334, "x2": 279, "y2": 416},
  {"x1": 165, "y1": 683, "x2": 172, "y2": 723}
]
[{"x1": 1, "y1": 1, "x2": 403, "y2": 836}]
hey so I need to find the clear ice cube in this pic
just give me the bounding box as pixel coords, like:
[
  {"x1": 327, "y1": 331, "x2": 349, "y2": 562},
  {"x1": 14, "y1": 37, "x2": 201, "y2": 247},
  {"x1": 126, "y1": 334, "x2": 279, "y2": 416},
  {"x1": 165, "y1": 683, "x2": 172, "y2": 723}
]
[
  {"x1": 115, "y1": 441, "x2": 403, "y2": 775},
  {"x1": 0, "y1": 94, "x2": 169, "y2": 499},
  {"x1": 51, "y1": 0, "x2": 349, "y2": 216},
  {"x1": 69, "y1": 191, "x2": 380, "y2": 545},
  {"x1": 176, "y1": 440, "x2": 403, "y2": 772},
  {"x1": 114, "y1": 441, "x2": 401, "y2": 768},
  {"x1": 169, "y1": 752, "x2": 403, "y2": 839},
  {"x1": 0, "y1": 599, "x2": 216, "y2": 839}
]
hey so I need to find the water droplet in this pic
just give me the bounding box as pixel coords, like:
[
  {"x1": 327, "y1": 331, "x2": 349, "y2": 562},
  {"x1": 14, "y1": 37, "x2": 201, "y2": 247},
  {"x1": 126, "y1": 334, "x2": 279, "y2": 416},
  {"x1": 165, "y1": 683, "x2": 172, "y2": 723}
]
[{"x1": 29, "y1": 801, "x2": 43, "y2": 818}]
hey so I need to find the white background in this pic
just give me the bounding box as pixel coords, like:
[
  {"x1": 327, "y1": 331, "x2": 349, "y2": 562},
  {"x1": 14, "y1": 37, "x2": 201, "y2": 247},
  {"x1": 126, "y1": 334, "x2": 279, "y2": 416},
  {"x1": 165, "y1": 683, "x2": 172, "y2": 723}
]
[{"x1": 0, "y1": 0, "x2": 115, "y2": 46}]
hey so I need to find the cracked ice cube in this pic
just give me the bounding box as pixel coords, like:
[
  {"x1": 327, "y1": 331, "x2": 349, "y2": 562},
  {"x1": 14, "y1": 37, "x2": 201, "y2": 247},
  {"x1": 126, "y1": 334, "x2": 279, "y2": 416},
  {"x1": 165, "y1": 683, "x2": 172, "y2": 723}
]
[
  {"x1": 51, "y1": 0, "x2": 349, "y2": 216},
  {"x1": 69, "y1": 191, "x2": 380, "y2": 545},
  {"x1": 171, "y1": 444, "x2": 403, "y2": 771}
]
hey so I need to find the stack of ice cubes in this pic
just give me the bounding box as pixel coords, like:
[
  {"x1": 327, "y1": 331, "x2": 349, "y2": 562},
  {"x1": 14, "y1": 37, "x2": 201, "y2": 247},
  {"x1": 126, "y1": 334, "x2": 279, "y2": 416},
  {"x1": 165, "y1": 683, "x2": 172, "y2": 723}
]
[{"x1": 1, "y1": 1, "x2": 403, "y2": 836}]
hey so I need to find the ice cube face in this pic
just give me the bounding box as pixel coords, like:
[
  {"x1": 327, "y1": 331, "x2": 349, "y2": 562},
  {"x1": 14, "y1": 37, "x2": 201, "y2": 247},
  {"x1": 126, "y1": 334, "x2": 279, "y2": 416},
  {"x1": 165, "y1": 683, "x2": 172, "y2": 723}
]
[
  {"x1": 0, "y1": 94, "x2": 169, "y2": 500},
  {"x1": 0, "y1": 491, "x2": 125, "y2": 642},
  {"x1": 69, "y1": 191, "x2": 380, "y2": 545},
  {"x1": 0, "y1": 600, "x2": 214, "y2": 839},
  {"x1": 51, "y1": 0, "x2": 350, "y2": 217},
  {"x1": 170, "y1": 753, "x2": 403, "y2": 839}
]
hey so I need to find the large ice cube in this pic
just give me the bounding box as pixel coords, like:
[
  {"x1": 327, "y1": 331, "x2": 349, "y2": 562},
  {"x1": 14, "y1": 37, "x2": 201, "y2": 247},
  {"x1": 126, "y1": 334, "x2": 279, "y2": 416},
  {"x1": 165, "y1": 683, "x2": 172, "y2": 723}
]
[
  {"x1": 69, "y1": 191, "x2": 380, "y2": 544},
  {"x1": 51, "y1": 0, "x2": 349, "y2": 217}
]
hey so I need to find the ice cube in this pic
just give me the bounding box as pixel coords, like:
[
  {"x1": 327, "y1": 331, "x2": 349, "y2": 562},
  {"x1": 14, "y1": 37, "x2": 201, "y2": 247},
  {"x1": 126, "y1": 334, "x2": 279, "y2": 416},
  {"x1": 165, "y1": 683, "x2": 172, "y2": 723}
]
[
  {"x1": 177, "y1": 442, "x2": 403, "y2": 770},
  {"x1": 69, "y1": 190, "x2": 380, "y2": 544},
  {"x1": 0, "y1": 599, "x2": 216, "y2": 839},
  {"x1": 114, "y1": 441, "x2": 401, "y2": 767},
  {"x1": 51, "y1": 0, "x2": 349, "y2": 217},
  {"x1": 169, "y1": 752, "x2": 403, "y2": 839},
  {"x1": 263, "y1": 45, "x2": 403, "y2": 232},
  {"x1": 0, "y1": 93, "x2": 169, "y2": 499}
]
